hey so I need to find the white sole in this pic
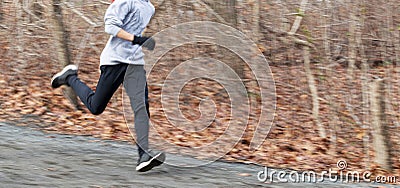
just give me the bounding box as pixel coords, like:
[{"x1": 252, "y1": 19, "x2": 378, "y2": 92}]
[
  {"x1": 136, "y1": 152, "x2": 165, "y2": 171},
  {"x1": 51, "y1": 64, "x2": 78, "y2": 86}
]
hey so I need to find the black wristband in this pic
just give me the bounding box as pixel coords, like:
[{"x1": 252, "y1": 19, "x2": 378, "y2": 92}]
[
  {"x1": 132, "y1": 36, "x2": 148, "y2": 45},
  {"x1": 132, "y1": 35, "x2": 156, "y2": 50}
]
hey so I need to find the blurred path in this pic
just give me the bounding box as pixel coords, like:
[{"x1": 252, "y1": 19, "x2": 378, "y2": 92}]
[{"x1": 0, "y1": 123, "x2": 394, "y2": 188}]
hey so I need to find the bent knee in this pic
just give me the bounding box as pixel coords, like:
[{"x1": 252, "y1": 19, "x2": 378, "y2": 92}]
[{"x1": 89, "y1": 107, "x2": 105, "y2": 115}]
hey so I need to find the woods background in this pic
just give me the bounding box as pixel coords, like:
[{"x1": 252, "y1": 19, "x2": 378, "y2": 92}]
[{"x1": 0, "y1": 0, "x2": 399, "y2": 176}]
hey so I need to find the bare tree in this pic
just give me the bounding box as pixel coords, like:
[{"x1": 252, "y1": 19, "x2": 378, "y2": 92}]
[
  {"x1": 356, "y1": 2, "x2": 371, "y2": 168},
  {"x1": 0, "y1": 0, "x2": 3, "y2": 22},
  {"x1": 289, "y1": 0, "x2": 326, "y2": 138},
  {"x1": 49, "y1": 0, "x2": 79, "y2": 109},
  {"x1": 321, "y1": 0, "x2": 339, "y2": 152},
  {"x1": 236, "y1": 0, "x2": 260, "y2": 41},
  {"x1": 344, "y1": 1, "x2": 363, "y2": 129},
  {"x1": 303, "y1": 45, "x2": 326, "y2": 138},
  {"x1": 196, "y1": 0, "x2": 246, "y2": 79},
  {"x1": 370, "y1": 78, "x2": 392, "y2": 171}
]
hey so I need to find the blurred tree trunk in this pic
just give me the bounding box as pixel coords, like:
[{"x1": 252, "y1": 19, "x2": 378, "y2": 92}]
[
  {"x1": 347, "y1": 1, "x2": 357, "y2": 77},
  {"x1": 32, "y1": 0, "x2": 44, "y2": 20},
  {"x1": 356, "y1": 3, "x2": 371, "y2": 167},
  {"x1": 236, "y1": 0, "x2": 260, "y2": 41},
  {"x1": 370, "y1": 78, "x2": 392, "y2": 171},
  {"x1": 322, "y1": 0, "x2": 339, "y2": 153},
  {"x1": 199, "y1": 0, "x2": 246, "y2": 79},
  {"x1": 251, "y1": 0, "x2": 260, "y2": 41},
  {"x1": 304, "y1": 46, "x2": 326, "y2": 138},
  {"x1": 49, "y1": 0, "x2": 80, "y2": 110},
  {"x1": 345, "y1": 2, "x2": 362, "y2": 127},
  {"x1": 202, "y1": 0, "x2": 236, "y2": 26},
  {"x1": 201, "y1": 0, "x2": 244, "y2": 79},
  {"x1": 236, "y1": 0, "x2": 261, "y2": 79},
  {"x1": 14, "y1": 0, "x2": 25, "y2": 73},
  {"x1": 0, "y1": 0, "x2": 3, "y2": 22}
]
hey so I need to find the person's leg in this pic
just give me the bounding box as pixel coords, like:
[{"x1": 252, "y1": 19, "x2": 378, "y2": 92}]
[
  {"x1": 123, "y1": 64, "x2": 164, "y2": 172},
  {"x1": 67, "y1": 64, "x2": 128, "y2": 115},
  {"x1": 123, "y1": 65, "x2": 149, "y2": 153}
]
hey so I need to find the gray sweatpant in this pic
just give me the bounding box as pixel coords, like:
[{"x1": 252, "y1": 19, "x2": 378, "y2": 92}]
[{"x1": 123, "y1": 65, "x2": 149, "y2": 152}]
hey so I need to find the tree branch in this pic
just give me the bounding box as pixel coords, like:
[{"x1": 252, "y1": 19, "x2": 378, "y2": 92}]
[
  {"x1": 288, "y1": 0, "x2": 308, "y2": 35},
  {"x1": 63, "y1": 2, "x2": 99, "y2": 27},
  {"x1": 195, "y1": 0, "x2": 228, "y2": 25}
]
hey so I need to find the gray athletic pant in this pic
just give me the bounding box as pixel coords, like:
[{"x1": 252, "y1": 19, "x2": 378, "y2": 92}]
[
  {"x1": 123, "y1": 65, "x2": 149, "y2": 153},
  {"x1": 67, "y1": 64, "x2": 149, "y2": 155}
]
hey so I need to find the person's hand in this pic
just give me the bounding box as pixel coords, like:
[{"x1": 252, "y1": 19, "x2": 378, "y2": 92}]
[{"x1": 132, "y1": 36, "x2": 155, "y2": 51}]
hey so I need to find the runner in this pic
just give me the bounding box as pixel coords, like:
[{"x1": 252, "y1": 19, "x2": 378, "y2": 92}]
[{"x1": 50, "y1": 0, "x2": 165, "y2": 172}]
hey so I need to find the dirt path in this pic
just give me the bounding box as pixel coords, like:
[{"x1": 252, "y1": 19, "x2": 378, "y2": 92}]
[{"x1": 0, "y1": 123, "x2": 395, "y2": 188}]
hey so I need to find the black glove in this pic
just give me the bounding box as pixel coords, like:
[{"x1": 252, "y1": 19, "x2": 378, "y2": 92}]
[{"x1": 132, "y1": 35, "x2": 155, "y2": 50}]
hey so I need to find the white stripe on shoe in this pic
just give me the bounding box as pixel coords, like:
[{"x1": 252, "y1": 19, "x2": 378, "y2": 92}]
[
  {"x1": 50, "y1": 65, "x2": 78, "y2": 86},
  {"x1": 136, "y1": 152, "x2": 165, "y2": 172}
]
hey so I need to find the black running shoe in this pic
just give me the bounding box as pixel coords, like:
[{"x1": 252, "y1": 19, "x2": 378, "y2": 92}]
[
  {"x1": 136, "y1": 151, "x2": 165, "y2": 172},
  {"x1": 51, "y1": 65, "x2": 78, "y2": 88}
]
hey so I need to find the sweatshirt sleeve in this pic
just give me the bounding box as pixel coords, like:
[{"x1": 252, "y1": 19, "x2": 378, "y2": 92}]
[{"x1": 104, "y1": 1, "x2": 133, "y2": 37}]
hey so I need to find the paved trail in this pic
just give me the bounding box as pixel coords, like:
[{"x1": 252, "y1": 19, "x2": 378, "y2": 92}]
[{"x1": 0, "y1": 123, "x2": 396, "y2": 188}]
